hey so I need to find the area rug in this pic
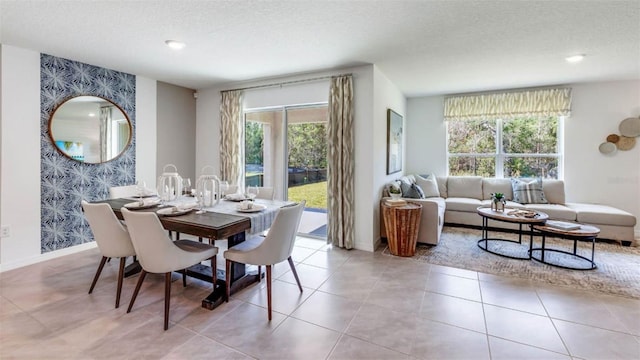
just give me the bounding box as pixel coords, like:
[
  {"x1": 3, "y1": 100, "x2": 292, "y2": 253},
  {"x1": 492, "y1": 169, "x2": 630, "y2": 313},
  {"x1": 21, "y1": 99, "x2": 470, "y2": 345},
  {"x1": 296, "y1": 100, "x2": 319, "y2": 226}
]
[{"x1": 382, "y1": 227, "x2": 640, "y2": 299}]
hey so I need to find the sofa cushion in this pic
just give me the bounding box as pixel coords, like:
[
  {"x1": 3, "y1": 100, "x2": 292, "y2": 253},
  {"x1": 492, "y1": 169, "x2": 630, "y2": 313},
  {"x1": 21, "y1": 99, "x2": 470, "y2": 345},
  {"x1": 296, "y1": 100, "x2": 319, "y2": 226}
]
[
  {"x1": 566, "y1": 203, "x2": 637, "y2": 227},
  {"x1": 445, "y1": 197, "x2": 483, "y2": 212},
  {"x1": 482, "y1": 178, "x2": 513, "y2": 200},
  {"x1": 416, "y1": 174, "x2": 440, "y2": 198},
  {"x1": 522, "y1": 204, "x2": 576, "y2": 221},
  {"x1": 511, "y1": 178, "x2": 548, "y2": 204},
  {"x1": 542, "y1": 179, "x2": 565, "y2": 204},
  {"x1": 436, "y1": 176, "x2": 448, "y2": 198},
  {"x1": 447, "y1": 176, "x2": 483, "y2": 199}
]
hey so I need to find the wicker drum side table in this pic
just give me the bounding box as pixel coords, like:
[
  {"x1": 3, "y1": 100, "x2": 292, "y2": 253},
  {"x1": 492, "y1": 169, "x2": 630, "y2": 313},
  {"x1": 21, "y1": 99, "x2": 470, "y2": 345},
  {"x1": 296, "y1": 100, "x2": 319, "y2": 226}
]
[{"x1": 382, "y1": 201, "x2": 422, "y2": 257}]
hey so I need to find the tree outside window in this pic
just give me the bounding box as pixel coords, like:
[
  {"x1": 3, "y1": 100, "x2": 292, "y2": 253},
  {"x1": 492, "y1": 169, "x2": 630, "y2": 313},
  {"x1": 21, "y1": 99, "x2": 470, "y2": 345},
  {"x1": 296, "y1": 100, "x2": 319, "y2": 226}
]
[{"x1": 447, "y1": 117, "x2": 561, "y2": 179}]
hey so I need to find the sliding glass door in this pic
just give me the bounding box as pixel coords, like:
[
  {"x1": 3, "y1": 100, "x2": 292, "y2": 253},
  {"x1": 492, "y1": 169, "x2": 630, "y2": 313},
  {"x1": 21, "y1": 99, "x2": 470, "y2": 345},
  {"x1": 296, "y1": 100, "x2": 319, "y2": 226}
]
[{"x1": 244, "y1": 104, "x2": 328, "y2": 238}]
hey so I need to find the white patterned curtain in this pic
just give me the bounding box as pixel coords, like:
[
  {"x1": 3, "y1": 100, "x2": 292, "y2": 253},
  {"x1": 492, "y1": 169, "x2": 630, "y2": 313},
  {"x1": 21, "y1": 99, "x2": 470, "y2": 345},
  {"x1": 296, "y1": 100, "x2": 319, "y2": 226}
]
[
  {"x1": 444, "y1": 88, "x2": 572, "y2": 121},
  {"x1": 327, "y1": 75, "x2": 355, "y2": 249},
  {"x1": 99, "y1": 106, "x2": 112, "y2": 161},
  {"x1": 219, "y1": 90, "x2": 244, "y2": 187}
]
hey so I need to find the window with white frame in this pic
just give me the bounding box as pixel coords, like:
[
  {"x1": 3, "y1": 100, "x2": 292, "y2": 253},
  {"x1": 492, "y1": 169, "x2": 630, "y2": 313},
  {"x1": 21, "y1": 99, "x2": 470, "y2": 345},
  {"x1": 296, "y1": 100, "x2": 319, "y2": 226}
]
[
  {"x1": 444, "y1": 88, "x2": 571, "y2": 179},
  {"x1": 447, "y1": 116, "x2": 562, "y2": 178}
]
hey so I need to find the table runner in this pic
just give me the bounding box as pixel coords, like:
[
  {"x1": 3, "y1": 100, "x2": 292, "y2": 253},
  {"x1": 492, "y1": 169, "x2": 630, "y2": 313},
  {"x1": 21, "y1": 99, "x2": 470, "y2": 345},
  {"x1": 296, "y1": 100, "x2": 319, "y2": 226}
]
[{"x1": 164, "y1": 197, "x2": 291, "y2": 234}]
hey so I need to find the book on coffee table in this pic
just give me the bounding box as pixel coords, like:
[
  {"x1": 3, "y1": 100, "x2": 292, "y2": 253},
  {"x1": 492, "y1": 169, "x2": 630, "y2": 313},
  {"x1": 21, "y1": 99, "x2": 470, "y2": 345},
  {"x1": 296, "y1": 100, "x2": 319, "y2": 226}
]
[{"x1": 545, "y1": 220, "x2": 581, "y2": 231}]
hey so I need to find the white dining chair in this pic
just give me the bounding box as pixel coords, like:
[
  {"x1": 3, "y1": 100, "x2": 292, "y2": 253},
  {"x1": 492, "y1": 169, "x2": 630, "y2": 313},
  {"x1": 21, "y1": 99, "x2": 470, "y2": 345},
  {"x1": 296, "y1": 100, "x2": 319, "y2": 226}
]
[
  {"x1": 255, "y1": 186, "x2": 275, "y2": 200},
  {"x1": 121, "y1": 208, "x2": 218, "y2": 330},
  {"x1": 224, "y1": 201, "x2": 305, "y2": 320},
  {"x1": 108, "y1": 185, "x2": 139, "y2": 199},
  {"x1": 81, "y1": 200, "x2": 136, "y2": 309}
]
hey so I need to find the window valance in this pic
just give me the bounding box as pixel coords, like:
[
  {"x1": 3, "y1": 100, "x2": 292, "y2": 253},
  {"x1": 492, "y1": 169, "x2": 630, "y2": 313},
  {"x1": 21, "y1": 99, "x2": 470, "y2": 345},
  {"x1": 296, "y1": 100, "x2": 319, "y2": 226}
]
[{"x1": 444, "y1": 88, "x2": 572, "y2": 121}]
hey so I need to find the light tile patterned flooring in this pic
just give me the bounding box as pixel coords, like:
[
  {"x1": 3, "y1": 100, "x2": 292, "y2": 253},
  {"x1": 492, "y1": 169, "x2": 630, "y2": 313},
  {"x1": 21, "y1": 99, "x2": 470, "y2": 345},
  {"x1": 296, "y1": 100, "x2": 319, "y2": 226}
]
[{"x1": 1, "y1": 233, "x2": 639, "y2": 359}]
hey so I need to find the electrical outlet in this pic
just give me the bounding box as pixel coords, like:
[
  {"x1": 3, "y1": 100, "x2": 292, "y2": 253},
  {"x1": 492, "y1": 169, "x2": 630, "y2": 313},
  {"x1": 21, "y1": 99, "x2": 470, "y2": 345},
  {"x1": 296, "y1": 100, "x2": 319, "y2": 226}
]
[{"x1": 1, "y1": 226, "x2": 10, "y2": 238}]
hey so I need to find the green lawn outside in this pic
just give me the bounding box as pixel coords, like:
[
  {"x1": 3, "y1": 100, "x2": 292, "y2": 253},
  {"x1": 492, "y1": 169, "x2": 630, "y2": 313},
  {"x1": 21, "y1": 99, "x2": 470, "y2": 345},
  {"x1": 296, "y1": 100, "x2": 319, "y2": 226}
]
[{"x1": 288, "y1": 181, "x2": 327, "y2": 209}]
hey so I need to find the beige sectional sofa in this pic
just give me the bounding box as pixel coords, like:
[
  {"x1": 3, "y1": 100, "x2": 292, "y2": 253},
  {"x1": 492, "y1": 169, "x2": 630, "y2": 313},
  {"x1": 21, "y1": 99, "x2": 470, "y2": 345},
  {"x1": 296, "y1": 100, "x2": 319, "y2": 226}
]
[{"x1": 381, "y1": 175, "x2": 637, "y2": 246}]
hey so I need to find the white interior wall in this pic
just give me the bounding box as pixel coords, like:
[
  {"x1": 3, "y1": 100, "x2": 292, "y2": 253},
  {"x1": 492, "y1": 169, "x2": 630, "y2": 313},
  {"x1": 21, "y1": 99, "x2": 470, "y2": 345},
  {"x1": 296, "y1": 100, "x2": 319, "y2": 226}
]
[
  {"x1": 0, "y1": 45, "x2": 42, "y2": 268},
  {"x1": 372, "y1": 66, "x2": 407, "y2": 245},
  {"x1": 0, "y1": 45, "x2": 2, "y2": 263},
  {"x1": 405, "y1": 80, "x2": 640, "y2": 238},
  {"x1": 195, "y1": 86, "x2": 221, "y2": 178},
  {"x1": 135, "y1": 77, "x2": 158, "y2": 189},
  {"x1": 405, "y1": 96, "x2": 447, "y2": 176},
  {"x1": 156, "y1": 82, "x2": 197, "y2": 182},
  {"x1": 564, "y1": 80, "x2": 640, "y2": 238}
]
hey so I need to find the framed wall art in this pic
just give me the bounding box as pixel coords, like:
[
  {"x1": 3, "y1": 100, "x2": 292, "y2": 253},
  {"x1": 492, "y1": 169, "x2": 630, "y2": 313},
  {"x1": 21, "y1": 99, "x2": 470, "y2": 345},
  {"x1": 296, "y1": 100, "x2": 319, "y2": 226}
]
[{"x1": 387, "y1": 109, "x2": 403, "y2": 174}]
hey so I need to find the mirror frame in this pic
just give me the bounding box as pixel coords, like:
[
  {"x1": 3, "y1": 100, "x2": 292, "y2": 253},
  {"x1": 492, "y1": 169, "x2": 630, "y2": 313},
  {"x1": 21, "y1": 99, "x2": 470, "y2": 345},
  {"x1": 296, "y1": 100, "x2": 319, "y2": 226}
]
[{"x1": 48, "y1": 95, "x2": 133, "y2": 164}]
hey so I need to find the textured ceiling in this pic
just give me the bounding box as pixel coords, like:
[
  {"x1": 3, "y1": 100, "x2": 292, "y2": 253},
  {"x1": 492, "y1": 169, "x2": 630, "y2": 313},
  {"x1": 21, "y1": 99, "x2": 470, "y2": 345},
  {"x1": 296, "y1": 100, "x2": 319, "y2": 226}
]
[{"x1": 1, "y1": 0, "x2": 639, "y2": 96}]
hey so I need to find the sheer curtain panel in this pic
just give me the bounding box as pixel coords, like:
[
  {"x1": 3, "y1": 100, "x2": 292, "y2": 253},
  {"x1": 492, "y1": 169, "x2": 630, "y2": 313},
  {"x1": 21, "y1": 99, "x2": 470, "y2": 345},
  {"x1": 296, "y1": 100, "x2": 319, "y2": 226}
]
[
  {"x1": 327, "y1": 75, "x2": 355, "y2": 249},
  {"x1": 220, "y1": 90, "x2": 244, "y2": 187}
]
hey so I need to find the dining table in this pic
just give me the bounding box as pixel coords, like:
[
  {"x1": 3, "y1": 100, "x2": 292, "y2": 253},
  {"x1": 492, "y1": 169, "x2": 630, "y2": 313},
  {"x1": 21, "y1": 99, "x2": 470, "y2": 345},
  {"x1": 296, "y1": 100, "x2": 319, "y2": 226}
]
[{"x1": 97, "y1": 196, "x2": 291, "y2": 310}]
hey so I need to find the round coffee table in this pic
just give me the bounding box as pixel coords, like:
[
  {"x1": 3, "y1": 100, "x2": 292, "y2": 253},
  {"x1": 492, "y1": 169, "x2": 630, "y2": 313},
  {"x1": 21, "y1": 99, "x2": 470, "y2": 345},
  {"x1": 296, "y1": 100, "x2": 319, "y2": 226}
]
[
  {"x1": 477, "y1": 207, "x2": 549, "y2": 260},
  {"x1": 530, "y1": 223, "x2": 600, "y2": 270}
]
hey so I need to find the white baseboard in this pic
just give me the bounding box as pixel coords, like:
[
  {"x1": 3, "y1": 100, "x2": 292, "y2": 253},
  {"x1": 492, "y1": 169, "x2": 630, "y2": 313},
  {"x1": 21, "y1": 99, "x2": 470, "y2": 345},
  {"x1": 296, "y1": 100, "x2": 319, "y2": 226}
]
[{"x1": 0, "y1": 242, "x2": 97, "y2": 273}]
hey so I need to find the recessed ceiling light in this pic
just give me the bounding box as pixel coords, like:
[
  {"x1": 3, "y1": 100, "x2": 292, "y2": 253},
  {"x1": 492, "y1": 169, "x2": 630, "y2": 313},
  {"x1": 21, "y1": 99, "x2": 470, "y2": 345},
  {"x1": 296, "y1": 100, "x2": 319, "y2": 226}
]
[
  {"x1": 565, "y1": 54, "x2": 585, "y2": 63},
  {"x1": 88, "y1": 113, "x2": 96, "y2": 117},
  {"x1": 165, "y1": 40, "x2": 186, "y2": 50}
]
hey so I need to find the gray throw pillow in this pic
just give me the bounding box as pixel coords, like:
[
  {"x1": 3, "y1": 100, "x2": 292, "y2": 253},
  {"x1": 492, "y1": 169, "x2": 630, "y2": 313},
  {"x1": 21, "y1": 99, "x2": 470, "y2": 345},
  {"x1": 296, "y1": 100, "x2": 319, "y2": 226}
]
[
  {"x1": 412, "y1": 183, "x2": 425, "y2": 198},
  {"x1": 511, "y1": 178, "x2": 548, "y2": 204},
  {"x1": 401, "y1": 181, "x2": 425, "y2": 199}
]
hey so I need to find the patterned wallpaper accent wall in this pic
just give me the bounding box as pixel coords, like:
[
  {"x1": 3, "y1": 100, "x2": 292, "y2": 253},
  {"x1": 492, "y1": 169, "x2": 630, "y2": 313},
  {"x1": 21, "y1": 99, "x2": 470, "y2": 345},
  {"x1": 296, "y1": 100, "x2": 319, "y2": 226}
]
[{"x1": 40, "y1": 54, "x2": 136, "y2": 253}]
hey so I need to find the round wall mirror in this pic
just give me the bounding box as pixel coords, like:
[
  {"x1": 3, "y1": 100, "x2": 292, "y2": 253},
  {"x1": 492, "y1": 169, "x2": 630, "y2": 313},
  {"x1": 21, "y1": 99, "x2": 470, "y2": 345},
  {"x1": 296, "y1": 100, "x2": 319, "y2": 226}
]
[{"x1": 49, "y1": 96, "x2": 132, "y2": 163}]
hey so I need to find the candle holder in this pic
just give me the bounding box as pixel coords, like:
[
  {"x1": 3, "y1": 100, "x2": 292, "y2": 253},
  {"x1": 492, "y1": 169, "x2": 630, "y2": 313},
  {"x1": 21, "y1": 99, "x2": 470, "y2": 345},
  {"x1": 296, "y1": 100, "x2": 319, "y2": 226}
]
[
  {"x1": 157, "y1": 164, "x2": 183, "y2": 202},
  {"x1": 195, "y1": 166, "x2": 221, "y2": 211}
]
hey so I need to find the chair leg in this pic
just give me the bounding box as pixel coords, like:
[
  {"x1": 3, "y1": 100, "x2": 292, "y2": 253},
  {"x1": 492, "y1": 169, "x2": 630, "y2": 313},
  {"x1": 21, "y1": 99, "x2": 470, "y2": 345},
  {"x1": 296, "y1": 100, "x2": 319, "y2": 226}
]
[
  {"x1": 115, "y1": 257, "x2": 126, "y2": 308},
  {"x1": 266, "y1": 265, "x2": 272, "y2": 321},
  {"x1": 127, "y1": 270, "x2": 147, "y2": 313},
  {"x1": 89, "y1": 256, "x2": 108, "y2": 294},
  {"x1": 164, "y1": 272, "x2": 171, "y2": 331},
  {"x1": 287, "y1": 256, "x2": 303, "y2": 293},
  {"x1": 211, "y1": 255, "x2": 217, "y2": 289},
  {"x1": 182, "y1": 269, "x2": 187, "y2": 287},
  {"x1": 225, "y1": 259, "x2": 231, "y2": 302}
]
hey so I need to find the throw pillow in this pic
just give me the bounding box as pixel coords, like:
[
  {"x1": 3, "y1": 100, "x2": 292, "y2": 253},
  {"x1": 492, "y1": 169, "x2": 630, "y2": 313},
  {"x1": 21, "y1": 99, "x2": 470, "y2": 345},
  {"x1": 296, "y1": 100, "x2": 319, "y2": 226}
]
[
  {"x1": 401, "y1": 182, "x2": 425, "y2": 199},
  {"x1": 412, "y1": 183, "x2": 425, "y2": 198},
  {"x1": 416, "y1": 174, "x2": 440, "y2": 198},
  {"x1": 511, "y1": 178, "x2": 548, "y2": 204},
  {"x1": 399, "y1": 180, "x2": 413, "y2": 197}
]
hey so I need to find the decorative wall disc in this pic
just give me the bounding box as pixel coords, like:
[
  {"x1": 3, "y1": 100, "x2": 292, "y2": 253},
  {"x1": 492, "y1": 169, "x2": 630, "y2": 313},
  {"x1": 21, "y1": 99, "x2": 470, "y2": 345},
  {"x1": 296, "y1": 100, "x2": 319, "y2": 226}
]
[
  {"x1": 619, "y1": 117, "x2": 640, "y2": 137},
  {"x1": 598, "y1": 141, "x2": 617, "y2": 155},
  {"x1": 606, "y1": 134, "x2": 620, "y2": 143},
  {"x1": 617, "y1": 136, "x2": 636, "y2": 151}
]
